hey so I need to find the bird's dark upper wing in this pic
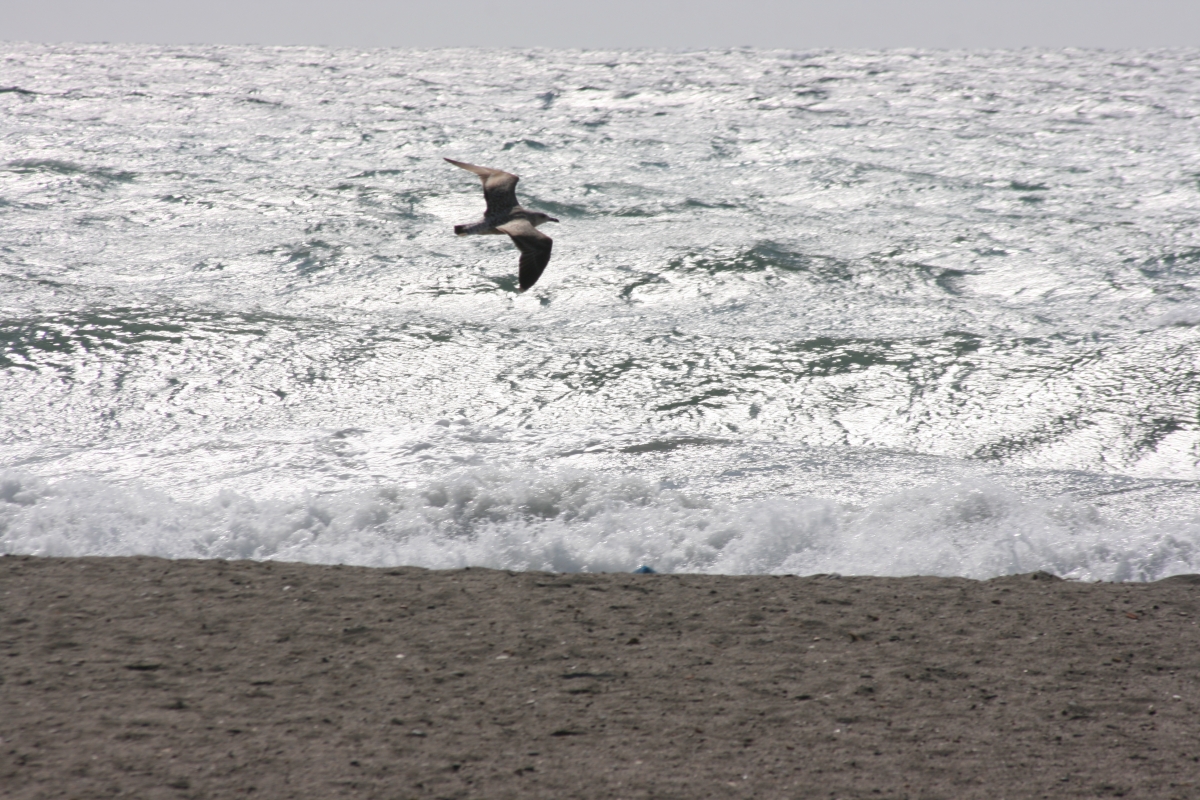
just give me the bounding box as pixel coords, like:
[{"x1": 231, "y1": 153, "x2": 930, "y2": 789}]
[
  {"x1": 495, "y1": 219, "x2": 553, "y2": 292},
  {"x1": 445, "y1": 158, "x2": 519, "y2": 216}
]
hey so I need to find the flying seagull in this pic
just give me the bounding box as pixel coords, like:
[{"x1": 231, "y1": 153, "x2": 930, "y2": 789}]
[{"x1": 445, "y1": 158, "x2": 559, "y2": 291}]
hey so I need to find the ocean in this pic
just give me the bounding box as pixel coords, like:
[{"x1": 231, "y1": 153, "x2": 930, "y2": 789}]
[{"x1": 2, "y1": 44, "x2": 1198, "y2": 579}]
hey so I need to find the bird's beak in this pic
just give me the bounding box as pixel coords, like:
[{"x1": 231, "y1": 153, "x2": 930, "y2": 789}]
[{"x1": 548, "y1": 217, "x2": 559, "y2": 223}]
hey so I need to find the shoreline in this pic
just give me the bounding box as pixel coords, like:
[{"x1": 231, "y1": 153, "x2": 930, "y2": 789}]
[{"x1": 3, "y1": 555, "x2": 1199, "y2": 798}]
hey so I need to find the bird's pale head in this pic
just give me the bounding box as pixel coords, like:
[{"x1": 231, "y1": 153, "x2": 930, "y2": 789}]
[{"x1": 530, "y1": 211, "x2": 559, "y2": 226}]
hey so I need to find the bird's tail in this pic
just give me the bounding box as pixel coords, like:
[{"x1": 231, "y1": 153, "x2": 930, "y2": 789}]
[{"x1": 454, "y1": 221, "x2": 493, "y2": 236}]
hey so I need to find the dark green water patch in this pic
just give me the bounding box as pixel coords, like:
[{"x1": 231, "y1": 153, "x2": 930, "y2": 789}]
[
  {"x1": 670, "y1": 242, "x2": 852, "y2": 279},
  {"x1": 485, "y1": 274, "x2": 521, "y2": 294},
  {"x1": 972, "y1": 410, "x2": 1094, "y2": 461},
  {"x1": 728, "y1": 331, "x2": 985, "y2": 386},
  {"x1": 526, "y1": 198, "x2": 589, "y2": 219},
  {"x1": 273, "y1": 239, "x2": 344, "y2": 274},
  {"x1": 0, "y1": 316, "x2": 181, "y2": 372},
  {"x1": 1132, "y1": 417, "x2": 1188, "y2": 455},
  {"x1": 928, "y1": 266, "x2": 974, "y2": 295},
  {"x1": 682, "y1": 198, "x2": 739, "y2": 210},
  {"x1": 1140, "y1": 248, "x2": 1200, "y2": 278},
  {"x1": 549, "y1": 357, "x2": 643, "y2": 390},
  {"x1": 5, "y1": 159, "x2": 136, "y2": 188},
  {"x1": 619, "y1": 272, "x2": 668, "y2": 301},
  {"x1": 620, "y1": 436, "x2": 726, "y2": 454},
  {"x1": 793, "y1": 87, "x2": 830, "y2": 100},
  {"x1": 654, "y1": 387, "x2": 736, "y2": 413},
  {"x1": 0, "y1": 307, "x2": 301, "y2": 372},
  {"x1": 782, "y1": 337, "x2": 916, "y2": 376}
]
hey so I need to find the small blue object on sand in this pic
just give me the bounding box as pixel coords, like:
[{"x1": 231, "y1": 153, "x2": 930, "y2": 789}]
[{"x1": 633, "y1": 565, "x2": 657, "y2": 574}]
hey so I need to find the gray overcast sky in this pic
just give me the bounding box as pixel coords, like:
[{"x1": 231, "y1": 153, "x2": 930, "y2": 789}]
[{"x1": 4, "y1": 0, "x2": 1199, "y2": 49}]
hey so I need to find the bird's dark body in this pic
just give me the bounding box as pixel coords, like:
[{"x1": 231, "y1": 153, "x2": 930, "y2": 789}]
[
  {"x1": 445, "y1": 158, "x2": 558, "y2": 291},
  {"x1": 453, "y1": 208, "x2": 545, "y2": 236}
]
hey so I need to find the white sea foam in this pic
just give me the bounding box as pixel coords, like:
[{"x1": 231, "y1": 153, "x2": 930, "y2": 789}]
[{"x1": 4, "y1": 469, "x2": 1197, "y2": 581}]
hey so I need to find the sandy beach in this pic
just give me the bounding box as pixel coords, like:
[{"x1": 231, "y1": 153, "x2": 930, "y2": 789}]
[{"x1": 2, "y1": 555, "x2": 1199, "y2": 798}]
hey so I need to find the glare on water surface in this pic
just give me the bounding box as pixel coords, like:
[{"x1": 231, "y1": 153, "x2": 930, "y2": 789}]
[{"x1": 2, "y1": 45, "x2": 1199, "y2": 578}]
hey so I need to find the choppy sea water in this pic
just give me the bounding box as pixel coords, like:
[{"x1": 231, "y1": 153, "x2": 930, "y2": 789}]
[{"x1": 2, "y1": 44, "x2": 1199, "y2": 579}]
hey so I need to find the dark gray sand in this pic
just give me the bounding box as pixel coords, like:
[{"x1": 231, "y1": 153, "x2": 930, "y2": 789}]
[{"x1": 2, "y1": 556, "x2": 1199, "y2": 799}]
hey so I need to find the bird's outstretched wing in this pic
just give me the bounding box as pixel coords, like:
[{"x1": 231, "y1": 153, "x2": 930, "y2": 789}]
[
  {"x1": 495, "y1": 219, "x2": 553, "y2": 292},
  {"x1": 445, "y1": 158, "x2": 519, "y2": 216}
]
